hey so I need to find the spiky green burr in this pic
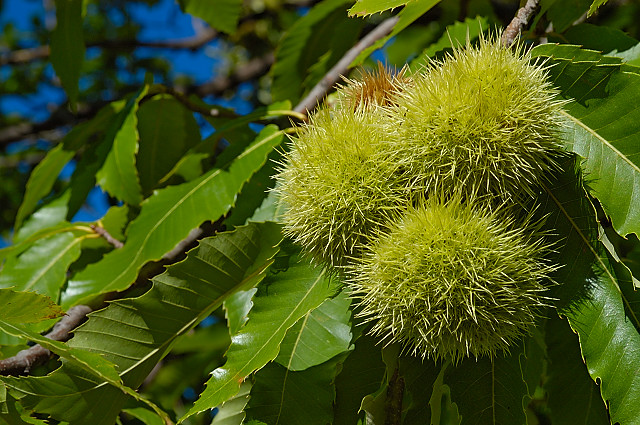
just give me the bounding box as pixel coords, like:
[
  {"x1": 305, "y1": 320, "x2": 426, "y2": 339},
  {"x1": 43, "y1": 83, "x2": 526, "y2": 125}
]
[
  {"x1": 349, "y1": 198, "x2": 554, "y2": 362},
  {"x1": 387, "y1": 36, "x2": 566, "y2": 202},
  {"x1": 275, "y1": 106, "x2": 407, "y2": 267}
]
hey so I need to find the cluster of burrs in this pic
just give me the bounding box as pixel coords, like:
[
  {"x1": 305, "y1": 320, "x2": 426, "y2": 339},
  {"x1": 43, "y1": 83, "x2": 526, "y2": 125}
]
[{"x1": 275, "y1": 34, "x2": 565, "y2": 362}]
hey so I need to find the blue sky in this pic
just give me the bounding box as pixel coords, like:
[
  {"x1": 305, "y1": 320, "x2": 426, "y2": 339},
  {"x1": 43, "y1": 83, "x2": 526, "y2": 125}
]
[{"x1": 0, "y1": 0, "x2": 257, "y2": 246}]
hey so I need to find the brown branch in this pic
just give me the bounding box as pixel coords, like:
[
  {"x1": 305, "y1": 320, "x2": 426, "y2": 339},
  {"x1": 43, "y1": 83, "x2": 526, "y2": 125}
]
[
  {"x1": 0, "y1": 100, "x2": 108, "y2": 148},
  {"x1": 294, "y1": 16, "x2": 399, "y2": 115},
  {"x1": 90, "y1": 224, "x2": 123, "y2": 249},
  {"x1": 501, "y1": 0, "x2": 541, "y2": 47},
  {"x1": 0, "y1": 55, "x2": 273, "y2": 148},
  {"x1": 148, "y1": 86, "x2": 237, "y2": 119},
  {"x1": 0, "y1": 28, "x2": 217, "y2": 66},
  {"x1": 0, "y1": 305, "x2": 92, "y2": 376}
]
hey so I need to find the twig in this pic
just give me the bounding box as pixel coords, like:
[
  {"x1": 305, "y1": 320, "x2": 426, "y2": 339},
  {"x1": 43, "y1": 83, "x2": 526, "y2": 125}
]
[
  {"x1": 148, "y1": 86, "x2": 237, "y2": 118},
  {"x1": 0, "y1": 305, "x2": 92, "y2": 376},
  {"x1": 0, "y1": 28, "x2": 217, "y2": 66},
  {"x1": 90, "y1": 224, "x2": 124, "y2": 249},
  {"x1": 501, "y1": 0, "x2": 541, "y2": 47},
  {"x1": 0, "y1": 100, "x2": 109, "y2": 147},
  {"x1": 0, "y1": 55, "x2": 272, "y2": 147},
  {"x1": 294, "y1": 16, "x2": 399, "y2": 115}
]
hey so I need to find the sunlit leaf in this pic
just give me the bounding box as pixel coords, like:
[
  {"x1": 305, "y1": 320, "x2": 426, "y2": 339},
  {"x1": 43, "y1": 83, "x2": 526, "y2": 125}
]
[
  {"x1": 532, "y1": 44, "x2": 640, "y2": 238},
  {"x1": 350, "y1": 0, "x2": 444, "y2": 67},
  {"x1": 95, "y1": 85, "x2": 148, "y2": 205},
  {"x1": 275, "y1": 289, "x2": 352, "y2": 371},
  {"x1": 224, "y1": 288, "x2": 257, "y2": 336},
  {"x1": 211, "y1": 381, "x2": 252, "y2": 425},
  {"x1": 0, "y1": 289, "x2": 63, "y2": 324},
  {"x1": 348, "y1": 0, "x2": 411, "y2": 16},
  {"x1": 181, "y1": 248, "x2": 338, "y2": 421},
  {"x1": 1, "y1": 222, "x2": 282, "y2": 425},
  {"x1": 588, "y1": 0, "x2": 609, "y2": 16},
  {"x1": 0, "y1": 232, "x2": 84, "y2": 300},
  {"x1": 122, "y1": 407, "x2": 165, "y2": 425},
  {"x1": 62, "y1": 126, "x2": 284, "y2": 307},
  {"x1": 539, "y1": 157, "x2": 640, "y2": 425},
  {"x1": 14, "y1": 100, "x2": 124, "y2": 233}
]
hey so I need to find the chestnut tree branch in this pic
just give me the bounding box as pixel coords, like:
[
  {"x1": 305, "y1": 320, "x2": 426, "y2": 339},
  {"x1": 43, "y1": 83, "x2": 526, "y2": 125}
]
[
  {"x1": 501, "y1": 0, "x2": 541, "y2": 47},
  {"x1": 0, "y1": 305, "x2": 93, "y2": 376},
  {"x1": 0, "y1": 54, "x2": 274, "y2": 148},
  {"x1": 0, "y1": 28, "x2": 218, "y2": 66},
  {"x1": 294, "y1": 16, "x2": 399, "y2": 115},
  {"x1": 90, "y1": 224, "x2": 123, "y2": 249}
]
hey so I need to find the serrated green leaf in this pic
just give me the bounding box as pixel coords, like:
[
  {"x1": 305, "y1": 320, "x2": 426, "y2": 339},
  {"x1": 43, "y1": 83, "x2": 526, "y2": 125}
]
[
  {"x1": 2, "y1": 222, "x2": 281, "y2": 425},
  {"x1": 531, "y1": 44, "x2": 640, "y2": 238},
  {"x1": 0, "y1": 307, "x2": 171, "y2": 422},
  {"x1": 0, "y1": 324, "x2": 121, "y2": 385},
  {"x1": 560, "y1": 23, "x2": 638, "y2": 53},
  {"x1": 539, "y1": 157, "x2": 640, "y2": 425},
  {"x1": 0, "y1": 232, "x2": 84, "y2": 300},
  {"x1": 348, "y1": 0, "x2": 410, "y2": 16},
  {"x1": 444, "y1": 345, "x2": 527, "y2": 425},
  {"x1": 122, "y1": 407, "x2": 165, "y2": 425},
  {"x1": 14, "y1": 145, "x2": 74, "y2": 232},
  {"x1": 333, "y1": 334, "x2": 386, "y2": 425},
  {"x1": 50, "y1": 0, "x2": 85, "y2": 111},
  {"x1": 181, "y1": 250, "x2": 338, "y2": 421},
  {"x1": 62, "y1": 126, "x2": 284, "y2": 307},
  {"x1": 224, "y1": 288, "x2": 257, "y2": 336},
  {"x1": 14, "y1": 100, "x2": 124, "y2": 234},
  {"x1": 588, "y1": 0, "x2": 609, "y2": 16},
  {"x1": 275, "y1": 289, "x2": 352, "y2": 371},
  {"x1": 14, "y1": 192, "x2": 72, "y2": 243},
  {"x1": 271, "y1": 0, "x2": 362, "y2": 104},
  {"x1": 246, "y1": 355, "x2": 346, "y2": 425},
  {"x1": 0, "y1": 288, "x2": 63, "y2": 323},
  {"x1": 544, "y1": 314, "x2": 609, "y2": 425},
  {"x1": 249, "y1": 189, "x2": 282, "y2": 223},
  {"x1": 96, "y1": 85, "x2": 148, "y2": 205},
  {"x1": 211, "y1": 380, "x2": 252, "y2": 425},
  {"x1": 136, "y1": 98, "x2": 200, "y2": 196},
  {"x1": 350, "y1": 0, "x2": 443, "y2": 67},
  {"x1": 0, "y1": 395, "x2": 49, "y2": 425},
  {"x1": 224, "y1": 148, "x2": 279, "y2": 228},
  {"x1": 180, "y1": 0, "x2": 242, "y2": 34}
]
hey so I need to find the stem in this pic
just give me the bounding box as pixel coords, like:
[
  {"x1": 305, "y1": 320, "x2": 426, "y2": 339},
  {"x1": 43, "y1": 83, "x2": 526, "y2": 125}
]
[
  {"x1": 501, "y1": 0, "x2": 541, "y2": 47},
  {"x1": 294, "y1": 16, "x2": 399, "y2": 116}
]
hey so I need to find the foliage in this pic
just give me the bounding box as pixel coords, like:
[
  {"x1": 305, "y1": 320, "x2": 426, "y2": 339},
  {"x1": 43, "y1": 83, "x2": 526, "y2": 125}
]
[{"x1": 1, "y1": 0, "x2": 640, "y2": 424}]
